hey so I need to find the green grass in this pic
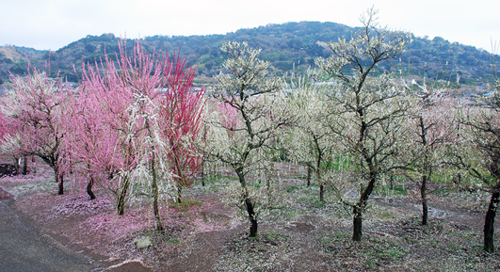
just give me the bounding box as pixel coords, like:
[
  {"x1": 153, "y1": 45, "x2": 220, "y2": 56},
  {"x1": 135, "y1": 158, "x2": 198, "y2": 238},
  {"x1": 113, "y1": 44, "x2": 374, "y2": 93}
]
[
  {"x1": 377, "y1": 248, "x2": 406, "y2": 259},
  {"x1": 375, "y1": 184, "x2": 409, "y2": 196},
  {"x1": 327, "y1": 155, "x2": 356, "y2": 171},
  {"x1": 169, "y1": 199, "x2": 203, "y2": 212},
  {"x1": 285, "y1": 183, "x2": 318, "y2": 193}
]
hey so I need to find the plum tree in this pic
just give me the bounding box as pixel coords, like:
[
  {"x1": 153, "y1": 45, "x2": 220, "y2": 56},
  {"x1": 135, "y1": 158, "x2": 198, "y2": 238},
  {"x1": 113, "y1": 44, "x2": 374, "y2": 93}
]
[
  {"x1": 286, "y1": 72, "x2": 335, "y2": 201},
  {"x1": 158, "y1": 52, "x2": 206, "y2": 203},
  {"x1": 77, "y1": 41, "x2": 205, "y2": 231},
  {"x1": 209, "y1": 41, "x2": 293, "y2": 237},
  {"x1": 403, "y1": 82, "x2": 458, "y2": 225},
  {"x1": 316, "y1": 8, "x2": 412, "y2": 241},
  {"x1": 453, "y1": 79, "x2": 500, "y2": 252},
  {"x1": 0, "y1": 69, "x2": 72, "y2": 195}
]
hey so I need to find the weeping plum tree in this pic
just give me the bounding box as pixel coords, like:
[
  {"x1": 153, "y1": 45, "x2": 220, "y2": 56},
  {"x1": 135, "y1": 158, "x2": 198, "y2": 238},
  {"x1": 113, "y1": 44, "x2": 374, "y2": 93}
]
[
  {"x1": 77, "y1": 41, "x2": 204, "y2": 232},
  {"x1": 316, "y1": 8, "x2": 411, "y2": 241},
  {"x1": 79, "y1": 44, "x2": 145, "y2": 215},
  {"x1": 0, "y1": 69, "x2": 71, "y2": 195},
  {"x1": 209, "y1": 41, "x2": 292, "y2": 237}
]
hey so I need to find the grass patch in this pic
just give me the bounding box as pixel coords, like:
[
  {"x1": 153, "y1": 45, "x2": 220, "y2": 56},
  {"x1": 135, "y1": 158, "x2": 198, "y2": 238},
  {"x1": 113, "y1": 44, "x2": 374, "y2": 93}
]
[
  {"x1": 262, "y1": 230, "x2": 289, "y2": 240},
  {"x1": 169, "y1": 199, "x2": 203, "y2": 212}
]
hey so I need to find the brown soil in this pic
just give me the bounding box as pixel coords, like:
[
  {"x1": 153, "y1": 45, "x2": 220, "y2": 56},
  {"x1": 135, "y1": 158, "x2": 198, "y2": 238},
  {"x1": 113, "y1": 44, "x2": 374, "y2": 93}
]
[{"x1": 1, "y1": 161, "x2": 500, "y2": 271}]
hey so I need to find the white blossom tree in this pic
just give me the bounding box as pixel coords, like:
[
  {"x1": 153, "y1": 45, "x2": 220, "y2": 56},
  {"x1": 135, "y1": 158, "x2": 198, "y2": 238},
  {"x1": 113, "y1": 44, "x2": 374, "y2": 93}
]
[
  {"x1": 286, "y1": 72, "x2": 335, "y2": 201},
  {"x1": 402, "y1": 81, "x2": 458, "y2": 225},
  {"x1": 209, "y1": 41, "x2": 293, "y2": 237},
  {"x1": 453, "y1": 79, "x2": 500, "y2": 253},
  {"x1": 316, "y1": 8, "x2": 412, "y2": 241}
]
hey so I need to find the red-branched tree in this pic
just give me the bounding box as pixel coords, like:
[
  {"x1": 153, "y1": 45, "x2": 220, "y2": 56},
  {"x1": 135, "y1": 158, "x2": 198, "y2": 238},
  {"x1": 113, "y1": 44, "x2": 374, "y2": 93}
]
[{"x1": 158, "y1": 53, "x2": 206, "y2": 203}]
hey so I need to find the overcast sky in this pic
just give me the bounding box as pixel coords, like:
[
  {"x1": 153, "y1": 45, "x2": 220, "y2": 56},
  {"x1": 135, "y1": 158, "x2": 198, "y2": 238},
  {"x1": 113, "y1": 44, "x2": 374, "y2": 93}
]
[{"x1": 1, "y1": 0, "x2": 499, "y2": 53}]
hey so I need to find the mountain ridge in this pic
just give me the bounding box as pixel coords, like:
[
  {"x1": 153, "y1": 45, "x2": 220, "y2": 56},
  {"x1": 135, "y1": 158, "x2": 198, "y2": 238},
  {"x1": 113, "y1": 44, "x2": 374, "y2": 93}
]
[{"x1": 0, "y1": 21, "x2": 498, "y2": 87}]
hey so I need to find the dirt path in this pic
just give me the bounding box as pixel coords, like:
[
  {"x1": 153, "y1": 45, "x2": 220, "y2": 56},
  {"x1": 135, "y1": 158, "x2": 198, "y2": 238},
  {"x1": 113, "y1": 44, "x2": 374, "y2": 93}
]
[
  {"x1": 0, "y1": 194, "x2": 105, "y2": 272},
  {"x1": 166, "y1": 226, "x2": 244, "y2": 271},
  {"x1": 373, "y1": 196, "x2": 499, "y2": 234}
]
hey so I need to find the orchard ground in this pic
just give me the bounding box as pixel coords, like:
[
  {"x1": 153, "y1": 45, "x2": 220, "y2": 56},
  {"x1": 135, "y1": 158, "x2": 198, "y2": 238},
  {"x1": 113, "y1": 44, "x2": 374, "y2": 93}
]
[{"x1": 1, "y1": 158, "x2": 500, "y2": 271}]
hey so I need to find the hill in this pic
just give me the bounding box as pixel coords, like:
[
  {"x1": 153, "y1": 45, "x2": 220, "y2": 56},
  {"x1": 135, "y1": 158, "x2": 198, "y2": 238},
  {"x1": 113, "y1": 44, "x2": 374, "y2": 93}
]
[{"x1": 0, "y1": 21, "x2": 499, "y2": 87}]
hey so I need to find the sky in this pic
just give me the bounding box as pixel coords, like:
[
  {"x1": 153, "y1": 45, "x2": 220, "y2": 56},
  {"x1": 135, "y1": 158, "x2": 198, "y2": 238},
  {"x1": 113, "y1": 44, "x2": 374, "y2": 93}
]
[{"x1": 1, "y1": 0, "x2": 499, "y2": 53}]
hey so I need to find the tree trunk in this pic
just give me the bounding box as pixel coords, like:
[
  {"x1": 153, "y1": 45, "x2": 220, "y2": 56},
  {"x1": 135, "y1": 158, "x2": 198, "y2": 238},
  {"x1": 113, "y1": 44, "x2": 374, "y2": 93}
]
[
  {"x1": 421, "y1": 174, "x2": 428, "y2": 225},
  {"x1": 13, "y1": 157, "x2": 20, "y2": 172},
  {"x1": 236, "y1": 167, "x2": 258, "y2": 237},
  {"x1": 201, "y1": 160, "x2": 205, "y2": 186},
  {"x1": 87, "y1": 177, "x2": 96, "y2": 200},
  {"x1": 307, "y1": 164, "x2": 311, "y2": 187},
  {"x1": 58, "y1": 178, "x2": 64, "y2": 195},
  {"x1": 484, "y1": 191, "x2": 499, "y2": 253},
  {"x1": 246, "y1": 197, "x2": 258, "y2": 237},
  {"x1": 353, "y1": 206, "x2": 363, "y2": 241},
  {"x1": 320, "y1": 183, "x2": 324, "y2": 202},
  {"x1": 117, "y1": 177, "x2": 130, "y2": 215},
  {"x1": 31, "y1": 156, "x2": 36, "y2": 174},
  {"x1": 316, "y1": 167, "x2": 324, "y2": 202},
  {"x1": 176, "y1": 185, "x2": 183, "y2": 203},
  {"x1": 172, "y1": 147, "x2": 185, "y2": 203},
  {"x1": 22, "y1": 156, "x2": 28, "y2": 175},
  {"x1": 352, "y1": 176, "x2": 376, "y2": 241},
  {"x1": 151, "y1": 152, "x2": 163, "y2": 232},
  {"x1": 55, "y1": 168, "x2": 64, "y2": 195}
]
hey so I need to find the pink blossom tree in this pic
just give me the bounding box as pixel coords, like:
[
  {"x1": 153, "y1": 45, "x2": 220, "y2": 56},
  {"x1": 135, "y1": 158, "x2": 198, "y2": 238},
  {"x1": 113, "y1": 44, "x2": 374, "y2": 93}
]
[
  {"x1": 65, "y1": 93, "x2": 121, "y2": 200},
  {"x1": 78, "y1": 41, "x2": 162, "y2": 220},
  {"x1": 0, "y1": 68, "x2": 72, "y2": 194},
  {"x1": 76, "y1": 41, "x2": 205, "y2": 231}
]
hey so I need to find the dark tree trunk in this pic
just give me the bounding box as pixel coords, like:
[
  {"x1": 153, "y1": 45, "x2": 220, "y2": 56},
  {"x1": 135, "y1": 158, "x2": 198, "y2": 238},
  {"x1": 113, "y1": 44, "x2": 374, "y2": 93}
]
[
  {"x1": 319, "y1": 183, "x2": 324, "y2": 202},
  {"x1": 353, "y1": 206, "x2": 363, "y2": 241},
  {"x1": 307, "y1": 164, "x2": 311, "y2": 187},
  {"x1": 201, "y1": 160, "x2": 206, "y2": 187},
  {"x1": 58, "y1": 178, "x2": 64, "y2": 195},
  {"x1": 316, "y1": 159, "x2": 324, "y2": 202},
  {"x1": 419, "y1": 116, "x2": 430, "y2": 225},
  {"x1": 22, "y1": 156, "x2": 28, "y2": 175},
  {"x1": 87, "y1": 177, "x2": 96, "y2": 200},
  {"x1": 236, "y1": 167, "x2": 258, "y2": 237},
  {"x1": 246, "y1": 198, "x2": 258, "y2": 237},
  {"x1": 352, "y1": 176, "x2": 376, "y2": 241},
  {"x1": 176, "y1": 185, "x2": 183, "y2": 203},
  {"x1": 421, "y1": 174, "x2": 428, "y2": 225},
  {"x1": 117, "y1": 178, "x2": 130, "y2": 215},
  {"x1": 484, "y1": 191, "x2": 499, "y2": 253},
  {"x1": 56, "y1": 169, "x2": 64, "y2": 195},
  {"x1": 151, "y1": 152, "x2": 163, "y2": 232}
]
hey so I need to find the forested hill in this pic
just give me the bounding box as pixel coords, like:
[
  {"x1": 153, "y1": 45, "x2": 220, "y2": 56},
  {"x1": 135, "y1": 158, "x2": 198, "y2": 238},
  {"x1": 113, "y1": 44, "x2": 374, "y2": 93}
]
[{"x1": 1, "y1": 21, "x2": 499, "y2": 86}]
